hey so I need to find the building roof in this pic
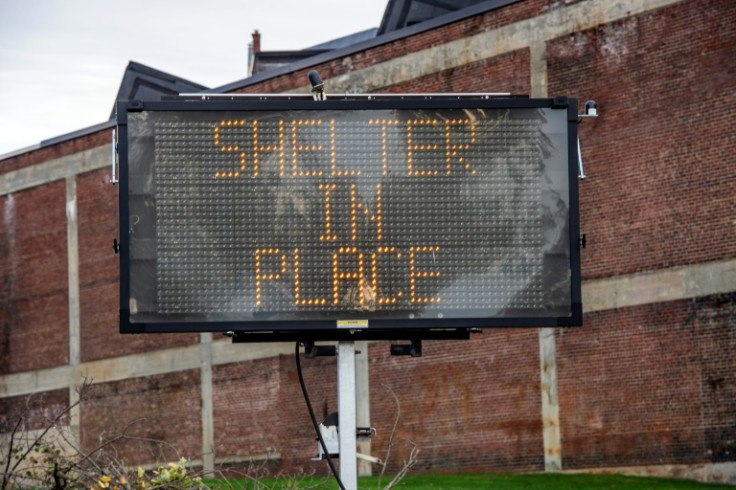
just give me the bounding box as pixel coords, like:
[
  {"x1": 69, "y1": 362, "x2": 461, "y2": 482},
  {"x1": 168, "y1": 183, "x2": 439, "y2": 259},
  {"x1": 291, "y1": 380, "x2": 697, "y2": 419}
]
[
  {"x1": 377, "y1": 0, "x2": 489, "y2": 34},
  {"x1": 211, "y1": 0, "x2": 521, "y2": 94},
  {"x1": 247, "y1": 0, "x2": 502, "y2": 77},
  {"x1": 250, "y1": 28, "x2": 379, "y2": 76},
  {"x1": 307, "y1": 27, "x2": 380, "y2": 50},
  {"x1": 109, "y1": 61, "x2": 209, "y2": 118},
  {"x1": 252, "y1": 50, "x2": 330, "y2": 75}
]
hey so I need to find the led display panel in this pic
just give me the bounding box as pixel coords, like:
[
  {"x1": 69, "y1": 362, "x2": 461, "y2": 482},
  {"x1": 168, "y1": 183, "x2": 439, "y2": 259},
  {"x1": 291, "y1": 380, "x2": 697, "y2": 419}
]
[{"x1": 118, "y1": 97, "x2": 581, "y2": 335}]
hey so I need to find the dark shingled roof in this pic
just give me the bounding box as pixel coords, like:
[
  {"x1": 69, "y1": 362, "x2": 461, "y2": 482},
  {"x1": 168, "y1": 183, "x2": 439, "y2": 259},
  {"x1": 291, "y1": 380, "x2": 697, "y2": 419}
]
[
  {"x1": 109, "y1": 61, "x2": 208, "y2": 118},
  {"x1": 308, "y1": 27, "x2": 379, "y2": 50},
  {"x1": 378, "y1": 0, "x2": 489, "y2": 35}
]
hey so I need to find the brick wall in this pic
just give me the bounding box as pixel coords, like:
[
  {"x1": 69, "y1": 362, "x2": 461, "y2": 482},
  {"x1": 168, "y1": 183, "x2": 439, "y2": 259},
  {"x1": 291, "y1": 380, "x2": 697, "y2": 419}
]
[
  {"x1": 212, "y1": 357, "x2": 282, "y2": 458},
  {"x1": 0, "y1": 182, "x2": 69, "y2": 374},
  {"x1": 558, "y1": 293, "x2": 736, "y2": 467},
  {"x1": 0, "y1": 389, "x2": 69, "y2": 433},
  {"x1": 277, "y1": 353, "x2": 339, "y2": 475},
  {"x1": 365, "y1": 332, "x2": 544, "y2": 473},
  {"x1": 0, "y1": 130, "x2": 110, "y2": 173},
  {"x1": 691, "y1": 293, "x2": 736, "y2": 463},
  {"x1": 210, "y1": 331, "x2": 545, "y2": 475},
  {"x1": 80, "y1": 370, "x2": 202, "y2": 466},
  {"x1": 380, "y1": 50, "x2": 531, "y2": 94},
  {"x1": 0, "y1": 195, "x2": 12, "y2": 373},
  {"x1": 76, "y1": 168, "x2": 198, "y2": 362},
  {"x1": 547, "y1": 0, "x2": 736, "y2": 279}
]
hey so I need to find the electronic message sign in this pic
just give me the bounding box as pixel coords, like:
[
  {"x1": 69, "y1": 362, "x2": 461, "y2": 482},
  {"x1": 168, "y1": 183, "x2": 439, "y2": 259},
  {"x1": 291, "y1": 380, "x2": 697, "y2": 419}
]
[{"x1": 117, "y1": 96, "x2": 582, "y2": 337}]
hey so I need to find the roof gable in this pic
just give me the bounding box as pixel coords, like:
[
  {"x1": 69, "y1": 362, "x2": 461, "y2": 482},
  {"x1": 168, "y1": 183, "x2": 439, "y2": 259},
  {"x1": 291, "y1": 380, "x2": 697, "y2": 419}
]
[{"x1": 111, "y1": 61, "x2": 208, "y2": 117}]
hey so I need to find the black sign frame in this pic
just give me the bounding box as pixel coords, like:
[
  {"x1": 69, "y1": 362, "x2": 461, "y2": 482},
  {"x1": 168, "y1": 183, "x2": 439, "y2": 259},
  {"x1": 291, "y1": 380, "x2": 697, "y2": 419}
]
[{"x1": 117, "y1": 95, "x2": 582, "y2": 339}]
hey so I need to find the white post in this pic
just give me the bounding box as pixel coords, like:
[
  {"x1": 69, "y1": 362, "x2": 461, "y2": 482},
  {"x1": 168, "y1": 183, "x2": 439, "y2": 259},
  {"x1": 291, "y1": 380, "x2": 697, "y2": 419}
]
[
  {"x1": 539, "y1": 327, "x2": 562, "y2": 471},
  {"x1": 337, "y1": 341, "x2": 357, "y2": 490},
  {"x1": 200, "y1": 333, "x2": 215, "y2": 475},
  {"x1": 355, "y1": 340, "x2": 372, "y2": 476}
]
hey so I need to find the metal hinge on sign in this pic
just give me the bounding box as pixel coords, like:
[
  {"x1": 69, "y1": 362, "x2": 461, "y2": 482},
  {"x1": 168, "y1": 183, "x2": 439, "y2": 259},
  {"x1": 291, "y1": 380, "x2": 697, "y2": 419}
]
[
  {"x1": 577, "y1": 100, "x2": 598, "y2": 180},
  {"x1": 110, "y1": 129, "x2": 119, "y2": 184}
]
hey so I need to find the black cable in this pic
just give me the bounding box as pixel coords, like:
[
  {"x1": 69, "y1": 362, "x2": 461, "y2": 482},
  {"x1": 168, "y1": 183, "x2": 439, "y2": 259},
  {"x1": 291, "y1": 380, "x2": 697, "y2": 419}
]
[{"x1": 295, "y1": 342, "x2": 346, "y2": 490}]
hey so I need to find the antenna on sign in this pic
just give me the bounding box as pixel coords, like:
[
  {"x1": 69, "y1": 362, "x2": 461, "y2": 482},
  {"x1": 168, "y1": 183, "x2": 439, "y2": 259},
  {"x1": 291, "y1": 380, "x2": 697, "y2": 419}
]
[{"x1": 309, "y1": 70, "x2": 326, "y2": 101}]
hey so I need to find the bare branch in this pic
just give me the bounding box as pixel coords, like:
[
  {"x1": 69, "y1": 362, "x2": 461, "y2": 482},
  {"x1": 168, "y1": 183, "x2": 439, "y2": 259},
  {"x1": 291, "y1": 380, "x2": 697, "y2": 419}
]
[
  {"x1": 6, "y1": 391, "x2": 87, "y2": 484},
  {"x1": 384, "y1": 440, "x2": 419, "y2": 490},
  {"x1": 1, "y1": 416, "x2": 24, "y2": 490},
  {"x1": 377, "y1": 386, "x2": 402, "y2": 490}
]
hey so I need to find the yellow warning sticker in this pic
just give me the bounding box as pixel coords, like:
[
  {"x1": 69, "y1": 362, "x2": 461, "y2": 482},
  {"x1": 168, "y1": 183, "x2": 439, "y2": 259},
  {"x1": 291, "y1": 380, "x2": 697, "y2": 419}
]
[{"x1": 337, "y1": 319, "x2": 369, "y2": 329}]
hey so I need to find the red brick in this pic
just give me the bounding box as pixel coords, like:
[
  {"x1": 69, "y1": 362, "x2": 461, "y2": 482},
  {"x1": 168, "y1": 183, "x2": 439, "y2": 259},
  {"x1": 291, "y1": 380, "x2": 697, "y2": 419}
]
[
  {"x1": 0, "y1": 389, "x2": 69, "y2": 433},
  {"x1": 0, "y1": 129, "x2": 110, "y2": 173},
  {"x1": 1, "y1": 182, "x2": 68, "y2": 373},
  {"x1": 76, "y1": 169, "x2": 198, "y2": 362},
  {"x1": 559, "y1": 294, "x2": 736, "y2": 467},
  {"x1": 547, "y1": 0, "x2": 736, "y2": 279},
  {"x1": 211, "y1": 356, "x2": 282, "y2": 466},
  {"x1": 80, "y1": 370, "x2": 202, "y2": 466}
]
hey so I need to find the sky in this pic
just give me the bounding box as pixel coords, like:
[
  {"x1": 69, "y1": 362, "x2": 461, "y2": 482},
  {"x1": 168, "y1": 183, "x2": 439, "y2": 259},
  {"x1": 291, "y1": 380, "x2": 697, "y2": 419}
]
[{"x1": 0, "y1": 0, "x2": 388, "y2": 156}]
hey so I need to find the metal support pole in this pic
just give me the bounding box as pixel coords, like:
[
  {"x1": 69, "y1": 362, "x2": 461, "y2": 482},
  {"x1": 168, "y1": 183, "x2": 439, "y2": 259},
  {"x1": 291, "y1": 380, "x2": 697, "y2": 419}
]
[
  {"x1": 355, "y1": 340, "x2": 372, "y2": 476},
  {"x1": 337, "y1": 341, "x2": 357, "y2": 490}
]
